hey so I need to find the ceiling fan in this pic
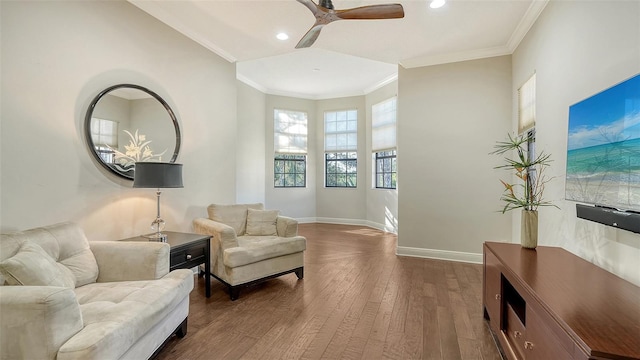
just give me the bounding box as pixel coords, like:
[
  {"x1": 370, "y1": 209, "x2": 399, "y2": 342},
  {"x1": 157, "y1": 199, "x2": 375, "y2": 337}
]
[{"x1": 295, "y1": 0, "x2": 405, "y2": 48}]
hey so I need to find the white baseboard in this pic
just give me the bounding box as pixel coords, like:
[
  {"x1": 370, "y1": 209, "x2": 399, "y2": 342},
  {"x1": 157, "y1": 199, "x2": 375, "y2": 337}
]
[
  {"x1": 297, "y1": 217, "x2": 397, "y2": 234},
  {"x1": 396, "y1": 246, "x2": 483, "y2": 264},
  {"x1": 296, "y1": 219, "x2": 480, "y2": 264},
  {"x1": 296, "y1": 217, "x2": 318, "y2": 224}
]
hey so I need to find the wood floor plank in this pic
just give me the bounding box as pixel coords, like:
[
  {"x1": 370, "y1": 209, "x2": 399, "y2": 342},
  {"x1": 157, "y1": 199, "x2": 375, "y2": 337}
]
[
  {"x1": 423, "y1": 294, "x2": 442, "y2": 360},
  {"x1": 402, "y1": 263, "x2": 425, "y2": 359},
  {"x1": 437, "y1": 306, "x2": 463, "y2": 360},
  {"x1": 153, "y1": 224, "x2": 501, "y2": 360}
]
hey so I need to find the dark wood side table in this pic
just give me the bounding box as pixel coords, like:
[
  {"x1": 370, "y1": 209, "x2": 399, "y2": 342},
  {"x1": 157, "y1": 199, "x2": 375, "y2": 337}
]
[{"x1": 119, "y1": 231, "x2": 211, "y2": 298}]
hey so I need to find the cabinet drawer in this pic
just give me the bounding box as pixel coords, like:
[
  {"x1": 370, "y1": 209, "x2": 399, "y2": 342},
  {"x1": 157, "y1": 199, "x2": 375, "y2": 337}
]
[
  {"x1": 525, "y1": 305, "x2": 573, "y2": 360},
  {"x1": 484, "y1": 247, "x2": 502, "y2": 333},
  {"x1": 170, "y1": 242, "x2": 206, "y2": 269},
  {"x1": 505, "y1": 303, "x2": 526, "y2": 359}
]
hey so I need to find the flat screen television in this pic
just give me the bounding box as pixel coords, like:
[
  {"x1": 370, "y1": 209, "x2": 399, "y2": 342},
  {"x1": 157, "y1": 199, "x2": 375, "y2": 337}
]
[{"x1": 566, "y1": 73, "x2": 640, "y2": 233}]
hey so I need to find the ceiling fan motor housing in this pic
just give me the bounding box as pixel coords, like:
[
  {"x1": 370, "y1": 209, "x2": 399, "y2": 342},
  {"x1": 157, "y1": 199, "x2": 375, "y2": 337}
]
[{"x1": 320, "y1": 0, "x2": 335, "y2": 10}]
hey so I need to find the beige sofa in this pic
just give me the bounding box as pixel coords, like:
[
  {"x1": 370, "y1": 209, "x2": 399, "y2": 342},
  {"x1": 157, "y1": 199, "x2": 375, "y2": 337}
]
[
  {"x1": 193, "y1": 203, "x2": 306, "y2": 300},
  {"x1": 0, "y1": 222, "x2": 194, "y2": 360}
]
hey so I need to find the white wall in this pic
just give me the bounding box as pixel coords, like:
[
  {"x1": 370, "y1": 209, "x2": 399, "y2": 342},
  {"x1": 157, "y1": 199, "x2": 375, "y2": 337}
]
[
  {"x1": 0, "y1": 1, "x2": 237, "y2": 240},
  {"x1": 264, "y1": 95, "x2": 317, "y2": 218},
  {"x1": 258, "y1": 91, "x2": 399, "y2": 228},
  {"x1": 315, "y1": 96, "x2": 367, "y2": 223},
  {"x1": 397, "y1": 56, "x2": 513, "y2": 261},
  {"x1": 365, "y1": 81, "x2": 399, "y2": 232},
  {"x1": 236, "y1": 81, "x2": 266, "y2": 204},
  {"x1": 512, "y1": 0, "x2": 640, "y2": 285}
]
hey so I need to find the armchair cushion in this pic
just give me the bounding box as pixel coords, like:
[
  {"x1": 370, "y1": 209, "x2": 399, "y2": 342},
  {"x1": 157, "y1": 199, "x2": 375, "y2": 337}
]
[
  {"x1": 207, "y1": 203, "x2": 264, "y2": 236},
  {"x1": 0, "y1": 241, "x2": 75, "y2": 288},
  {"x1": 245, "y1": 209, "x2": 279, "y2": 236},
  {"x1": 224, "y1": 235, "x2": 306, "y2": 268}
]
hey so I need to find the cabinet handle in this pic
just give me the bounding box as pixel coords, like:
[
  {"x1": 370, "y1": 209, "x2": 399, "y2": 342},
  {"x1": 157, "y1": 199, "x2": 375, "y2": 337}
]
[
  {"x1": 186, "y1": 254, "x2": 192, "y2": 260},
  {"x1": 513, "y1": 330, "x2": 522, "y2": 338},
  {"x1": 495, "y1": 294, "x2": 501, "y2": 300},
  {"x1": 524, "y1": 341, "x2": 534, "y2": 350}
]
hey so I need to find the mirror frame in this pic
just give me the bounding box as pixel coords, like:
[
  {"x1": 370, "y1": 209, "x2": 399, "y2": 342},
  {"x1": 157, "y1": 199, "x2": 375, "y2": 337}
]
[{"x1": 84, "y1": 84, "x2": 181, "y2": 180}]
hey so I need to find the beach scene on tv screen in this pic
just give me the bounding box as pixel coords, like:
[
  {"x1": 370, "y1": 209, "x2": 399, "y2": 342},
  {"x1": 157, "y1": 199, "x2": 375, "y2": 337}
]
[{"x1": 566, "y1": 74, "x2": 640, "y2": 212}]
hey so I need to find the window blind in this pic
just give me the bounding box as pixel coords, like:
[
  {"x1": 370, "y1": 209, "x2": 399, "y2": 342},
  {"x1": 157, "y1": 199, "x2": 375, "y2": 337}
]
[
  {"x1": 518, "y1": 74, "x2": 536, "y2": 134},
  {"x1": 274, "y1": 109, "x2": 308, "y2": 154},
  {"x1": 325, "y1": 110, "x2": 357, "y2": 151},
  {"x1": 372, "y1": 97, "x2": 397, "y2": 151},
  {"x1": 90, "y1": 118, "x2": 118, "y2": 147}
]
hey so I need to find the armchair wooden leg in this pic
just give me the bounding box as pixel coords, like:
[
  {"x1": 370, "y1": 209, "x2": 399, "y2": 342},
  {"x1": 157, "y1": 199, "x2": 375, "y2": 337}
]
[
  {"x1": 175, "y1": 318, "x2": 188, "y2": 338},
  {"x1": 295, "y1": 267, "x2": 304, "y2": 279},
  {"x1": 230, "y1": 286, "x2": 240, "y2": 301}
]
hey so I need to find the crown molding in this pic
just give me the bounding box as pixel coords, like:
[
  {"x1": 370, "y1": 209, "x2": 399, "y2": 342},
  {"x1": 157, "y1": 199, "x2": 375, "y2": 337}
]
[
  {"x1": 364, "y1": 73, "x2": 398, "y2": 94},
  {"x1": 236, "y1": 73, "x2": 268, "y2": 94},
  {"x1": 507, "y1": 0, "x2": 550, "y2": 52},
  {"x1": 399, "y1": 46, "x2": 512, "y2": 69},
  {"x1": 128, "y1": 0, "x2": 236, "y2": 63},
  {"x1": 400, "y1": 0, "x2": 549, "y2": 69}
]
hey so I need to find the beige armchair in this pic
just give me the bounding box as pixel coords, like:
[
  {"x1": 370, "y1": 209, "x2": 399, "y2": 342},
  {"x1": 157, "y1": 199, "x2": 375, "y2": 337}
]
[{"x1": 193, "y1": 203, "x2": 306, "y2": 300}]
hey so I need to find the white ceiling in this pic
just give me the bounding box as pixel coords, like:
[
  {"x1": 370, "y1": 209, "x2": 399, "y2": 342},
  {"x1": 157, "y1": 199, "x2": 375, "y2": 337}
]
[{"x1": 129, "y1": 0, "x2": 548, "y2": 99}]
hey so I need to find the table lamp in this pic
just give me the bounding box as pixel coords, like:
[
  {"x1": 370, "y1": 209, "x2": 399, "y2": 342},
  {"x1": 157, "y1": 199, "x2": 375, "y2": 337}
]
[{"x1": 133, "y1": 162, "x2": 183, "y2": 241}]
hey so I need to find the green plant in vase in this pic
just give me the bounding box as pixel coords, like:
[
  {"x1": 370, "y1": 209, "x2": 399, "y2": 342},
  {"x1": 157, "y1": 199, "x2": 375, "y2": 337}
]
[{"x1": 491, "y1": 132, "x2": 557, "y2": 248}]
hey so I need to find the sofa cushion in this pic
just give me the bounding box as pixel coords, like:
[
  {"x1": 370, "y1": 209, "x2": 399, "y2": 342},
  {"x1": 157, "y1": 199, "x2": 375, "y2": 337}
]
[
  {"x1": 0, "y1": 241, "x2": 76, "y2": 288},
  {"x1": 207, "y1": 203, "x2": 263, "y2": 236},
  {"x1": 245, "y1": 209, "x2": 279, "y2": 236},
  {"x1": 1, "y1": 222, "x2": 99, "y2": 287},
  {"x1": 59, "y1": 269, "x2": 194, "y2": 359},
  {"x1": 224, "y1": 235, "x2": 306, "y2": 267},
  {"x1": 44, "y1": 223, "x2": 99, "y2": 287}
]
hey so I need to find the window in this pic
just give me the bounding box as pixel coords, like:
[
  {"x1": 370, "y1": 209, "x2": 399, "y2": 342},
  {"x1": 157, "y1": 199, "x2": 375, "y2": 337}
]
[
  {"x1": 90, "y1": 118, "x2": 118, "y2": 163},
  {"x1": 375, "y1": 150, "x2": 397, "y2": 189},
  {"x1": 526, "y1": 128, "x2": 537, "y2": 193},
  {"x1": 518, "y1": 74, "x2": 537, "y2": 191},
  {"x1": 274, "y1": 109, "x2": 307, "y2": 188},
  {"x1": 274, "y1": 154, "x2": 306, "y2": 187},
  {"x1": 325, "y1": 110, "x2": 358, "y2": 188},
  {"x1": 326, "y1": 152, "x2": 357, "y2": 187},
  {"x1": 372, "y1": 97, "x2": 397, "y2": 189},
  {"x1": 518, "y1": 73, "x2": 536, "y2": 134}
]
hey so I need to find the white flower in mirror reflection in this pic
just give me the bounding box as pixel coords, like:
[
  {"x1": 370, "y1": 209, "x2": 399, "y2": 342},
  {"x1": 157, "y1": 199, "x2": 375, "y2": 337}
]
[{"x1": 108, "y1": 129, "x2": 167, "y2": 170}]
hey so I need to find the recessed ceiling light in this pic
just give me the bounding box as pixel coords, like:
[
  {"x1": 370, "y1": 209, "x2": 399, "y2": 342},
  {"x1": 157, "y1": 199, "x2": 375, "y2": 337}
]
[
  {"x1": 430, "y1": 0, "x2": 445, "y2": 9},
  {"x1": 276, "y1": 32, "x2": 289, "y2": 41}
]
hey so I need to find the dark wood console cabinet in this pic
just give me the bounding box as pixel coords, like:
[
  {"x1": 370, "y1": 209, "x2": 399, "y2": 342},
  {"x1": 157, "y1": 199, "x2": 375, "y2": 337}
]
[{"x1": 483, "y1": 242, "x2": 640, "y2": 360}]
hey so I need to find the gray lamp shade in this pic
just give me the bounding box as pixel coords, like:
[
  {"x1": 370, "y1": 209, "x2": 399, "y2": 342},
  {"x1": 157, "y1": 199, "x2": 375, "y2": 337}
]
[{"x1": 133, "y1": 162, "x2": 183, "y2": 188}]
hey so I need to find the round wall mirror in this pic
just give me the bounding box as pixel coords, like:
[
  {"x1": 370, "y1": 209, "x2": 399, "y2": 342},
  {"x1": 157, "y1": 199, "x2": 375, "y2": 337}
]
[{"x1": 85, "y1": 84, "x2": 181, "y2": 180}]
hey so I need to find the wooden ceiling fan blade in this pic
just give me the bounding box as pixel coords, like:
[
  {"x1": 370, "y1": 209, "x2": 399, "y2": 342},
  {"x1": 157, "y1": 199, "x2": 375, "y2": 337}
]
[
  {"x1": 337, "y1": 4, "x2": 404, "y2": 20},
  {"x1": 296, "y1": 24, "x2": 324, "y2": 48}
]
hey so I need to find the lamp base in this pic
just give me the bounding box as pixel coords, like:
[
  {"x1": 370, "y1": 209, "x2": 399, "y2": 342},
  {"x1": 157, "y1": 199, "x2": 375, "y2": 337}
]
[{"x1": 143, "y1": 232, "x2": 168, "y2": 242}]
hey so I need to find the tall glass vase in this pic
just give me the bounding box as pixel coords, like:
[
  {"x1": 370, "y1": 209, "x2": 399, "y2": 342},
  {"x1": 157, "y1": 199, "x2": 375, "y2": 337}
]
[{"x1": 521, "y1": 209, "x2": 538, "y2": 249}]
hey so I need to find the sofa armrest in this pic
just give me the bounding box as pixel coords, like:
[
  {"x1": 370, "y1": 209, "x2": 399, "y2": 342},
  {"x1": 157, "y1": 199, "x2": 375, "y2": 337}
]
[
  {"x1": 89, "y1": 241, "x2": 170, "y2": 282},
  {"x1": 0, "y1": 286, "x2": 83, "y2": 360},
  {"x1": 193, "y1": 218, "x2": 239, "y2": 250},
  {"x1": 276, "y1": 216, "x2": 299, "y2": 237}
]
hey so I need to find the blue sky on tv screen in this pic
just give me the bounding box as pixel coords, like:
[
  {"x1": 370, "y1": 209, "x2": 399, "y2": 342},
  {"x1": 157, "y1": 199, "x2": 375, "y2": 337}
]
[{"x1": 567, "y1": 74, "x2": 640, "y2": 151}]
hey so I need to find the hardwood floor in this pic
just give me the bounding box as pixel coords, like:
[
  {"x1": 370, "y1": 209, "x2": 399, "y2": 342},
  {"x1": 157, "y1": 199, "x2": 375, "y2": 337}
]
[{"x1": 155, "y1": 223, "x2": 501, "y2": 360}]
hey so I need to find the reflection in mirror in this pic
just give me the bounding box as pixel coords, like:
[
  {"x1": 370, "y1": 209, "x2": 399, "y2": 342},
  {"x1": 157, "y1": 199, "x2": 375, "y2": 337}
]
[{"x1": 85, "y1": 84, "x2": 180, "y2": 180}]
